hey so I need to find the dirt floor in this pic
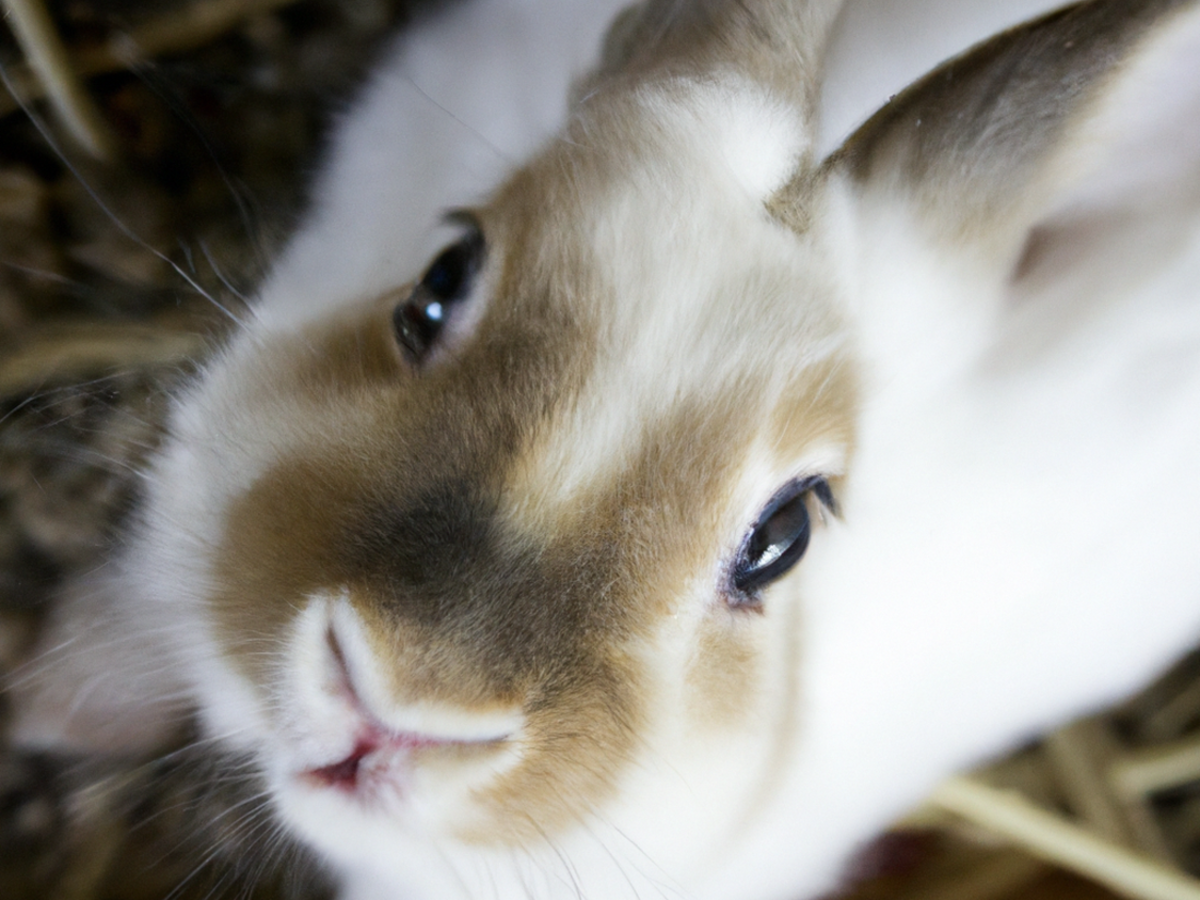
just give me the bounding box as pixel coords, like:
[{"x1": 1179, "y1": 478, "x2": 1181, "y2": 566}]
[{"x1": 1, "y1": 2, "x2": 1199, "y2": 899}]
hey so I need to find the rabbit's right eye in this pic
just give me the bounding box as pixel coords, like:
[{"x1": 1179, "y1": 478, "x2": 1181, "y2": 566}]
[
  {"x1": 731, "y1": 476, "x2": 835, "y2": 604},
  {"x1": 393, "y1": 224, "x2": 485, "y2": 364}
]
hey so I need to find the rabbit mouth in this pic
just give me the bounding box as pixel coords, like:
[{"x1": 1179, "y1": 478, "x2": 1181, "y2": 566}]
[
  {"x1": 290, "y1": 606, "x2": 521, "y2": 801},
  {"x1": 301, "y1": 726, "x2": 512, "y2": 795},
  {"x1": 305, "y1": 741, "x2": 374, "y2": 790}
]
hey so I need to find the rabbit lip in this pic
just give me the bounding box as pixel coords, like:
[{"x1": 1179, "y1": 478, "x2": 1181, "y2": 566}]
[{"x1": 302, "y1": 726, "x2": 502, "y2": 793}]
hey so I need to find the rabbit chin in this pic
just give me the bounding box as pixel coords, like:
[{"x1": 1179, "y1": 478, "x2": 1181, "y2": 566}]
[{"x1": 268, "y1": 725, "x2": 797, "y2": 900}]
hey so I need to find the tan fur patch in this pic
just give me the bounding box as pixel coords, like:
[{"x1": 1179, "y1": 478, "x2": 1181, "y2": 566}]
[{"x1": 686, "y1": 614, "x2": 763, "y2": 730}]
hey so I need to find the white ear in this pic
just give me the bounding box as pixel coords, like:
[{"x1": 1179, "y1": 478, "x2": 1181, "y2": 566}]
[
  {"x1": 817, "y1": 0, "x2": 1071, "y2": 155},
  {"x1": 1046, "y1": 3, "x2": 1200, "y2": 220}
]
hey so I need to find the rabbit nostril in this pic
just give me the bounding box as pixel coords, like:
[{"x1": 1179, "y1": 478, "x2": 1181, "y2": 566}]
[
  {"x1": 314, "y1": 606, "x2": 523, "y2": 757},
  {"x1": 325, "y1": 624, "x2": 347, "y2": 675}
]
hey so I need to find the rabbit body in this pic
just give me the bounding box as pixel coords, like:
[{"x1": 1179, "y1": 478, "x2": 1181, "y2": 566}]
[{"x1": 12, "y1": 1, "x2": 1200, "y2": 899}]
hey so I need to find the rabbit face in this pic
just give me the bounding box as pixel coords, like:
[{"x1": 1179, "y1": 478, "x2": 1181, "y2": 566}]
[{"x1": 141, "y1": 75, "x2": 856, "y2": 855}]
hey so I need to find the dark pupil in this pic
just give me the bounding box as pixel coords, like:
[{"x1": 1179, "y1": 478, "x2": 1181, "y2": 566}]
[
  {"x1": 734, "y1": 488, "x2": 815, "y2": 593},
  {"x1": 393, "y1": 230, "x2": 483, "y2": 362},
  {"x1": 423, "y1": 240, "x2": 474, "y2": 301}
]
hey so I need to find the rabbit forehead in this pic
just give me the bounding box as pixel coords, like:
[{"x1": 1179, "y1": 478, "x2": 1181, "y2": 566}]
[
  {"x1": 486, "y1": 95, "x2": 851, "y2": 537},
  {"x1": 625, "y1": 74, "x2": 809, "y2": 199}
]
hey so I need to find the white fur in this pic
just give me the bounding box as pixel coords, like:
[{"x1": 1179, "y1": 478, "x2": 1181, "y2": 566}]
[{"x1": 710, "y1": 185, "x2": 1200, "y2": 900}]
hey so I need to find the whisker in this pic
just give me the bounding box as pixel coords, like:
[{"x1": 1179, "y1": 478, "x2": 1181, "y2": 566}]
[
  {"x1": 198, "y1": 239, "x2": 253, "y2": 307},
  {"x1": 179, "y1": 239, "x2": 198, "y2": 276},
  {"x1": 524, "y1": 814, "x2": 586, "y2": 900},
  {"x1": 0, "y1": 392, "x2": 40, "y2": 427},
  {"x1": 402, "y1": 73, "x2": 511, "y2": 168},
  {"x1": 1, "y1": 259, "x2": 87, "y2": 288},
  {"x1": 124, "y1": 57, "x2": 273, "y2": 275},
  {"x1": 0, "y1": 59, "x2": 255, "y2": 331}
]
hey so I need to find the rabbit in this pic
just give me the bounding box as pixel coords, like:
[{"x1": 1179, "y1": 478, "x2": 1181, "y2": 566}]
[{"x1": 10, "y1": 0, "x2": 1200, "y2": 898}]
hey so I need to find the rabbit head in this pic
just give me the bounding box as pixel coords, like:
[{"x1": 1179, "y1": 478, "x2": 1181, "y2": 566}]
[{"x1": 144, "y1": 11, "x2": 857, "y2": 866}]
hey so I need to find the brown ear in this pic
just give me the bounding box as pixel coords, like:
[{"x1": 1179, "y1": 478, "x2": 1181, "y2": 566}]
[
  {"x1": 830, "y1": 0, "x2": 1200, "y2": 279},
  {"x1": 576, "y1": 1, "x2": 847, "y2": 128}
]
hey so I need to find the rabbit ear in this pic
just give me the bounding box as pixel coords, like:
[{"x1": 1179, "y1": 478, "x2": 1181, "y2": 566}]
[
  {"x1": 830, "y1": 0, "x2": 1200, "y2": 284},
  {"x1": 582, "y1": 1, "x2": 847, "y2": 133}
]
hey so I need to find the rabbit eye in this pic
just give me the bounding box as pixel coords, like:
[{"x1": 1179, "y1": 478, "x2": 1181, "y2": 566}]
[
  {"x1": 393, "y1": 224, "x2": 485, "y2": 363},
  {"x1": 732, "y1": 477, "x2": 834, "y2": 599}
]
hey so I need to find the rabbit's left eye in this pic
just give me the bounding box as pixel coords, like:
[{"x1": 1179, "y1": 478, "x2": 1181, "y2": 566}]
[
  {"x1": 731, "y1": 477, "x2": 834, "y2": 601},
  {"x1": 393, "y1": 223, "x2": 485, "y2": 364}
]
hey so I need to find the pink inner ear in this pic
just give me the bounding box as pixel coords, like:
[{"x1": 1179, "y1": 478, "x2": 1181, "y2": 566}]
[
  {"x1": 1010, "y1": 211, "x2": 1129, "y2": 290},
  {"x1": 1006, "y1": 6, "x2": 1200, "y2": 303}
]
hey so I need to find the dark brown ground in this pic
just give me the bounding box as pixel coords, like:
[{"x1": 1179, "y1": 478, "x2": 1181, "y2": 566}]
[{"x1": 0, "y1": 3, "x2": 1198, "y2": 899}]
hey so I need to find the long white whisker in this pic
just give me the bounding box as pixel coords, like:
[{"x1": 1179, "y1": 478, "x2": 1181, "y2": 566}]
[
  {"x1": 124, "y1": 57, "x2": 274, "y2": 274},
  {"x1": 198, "y1": 239, "x2": 253, "y2": 308},
  {"x1": 0, "y1": 60, "x2": 255, "y2": 331},
  {"x1": 402, "y1": 73, "x2": 512, "y2": 168}
]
